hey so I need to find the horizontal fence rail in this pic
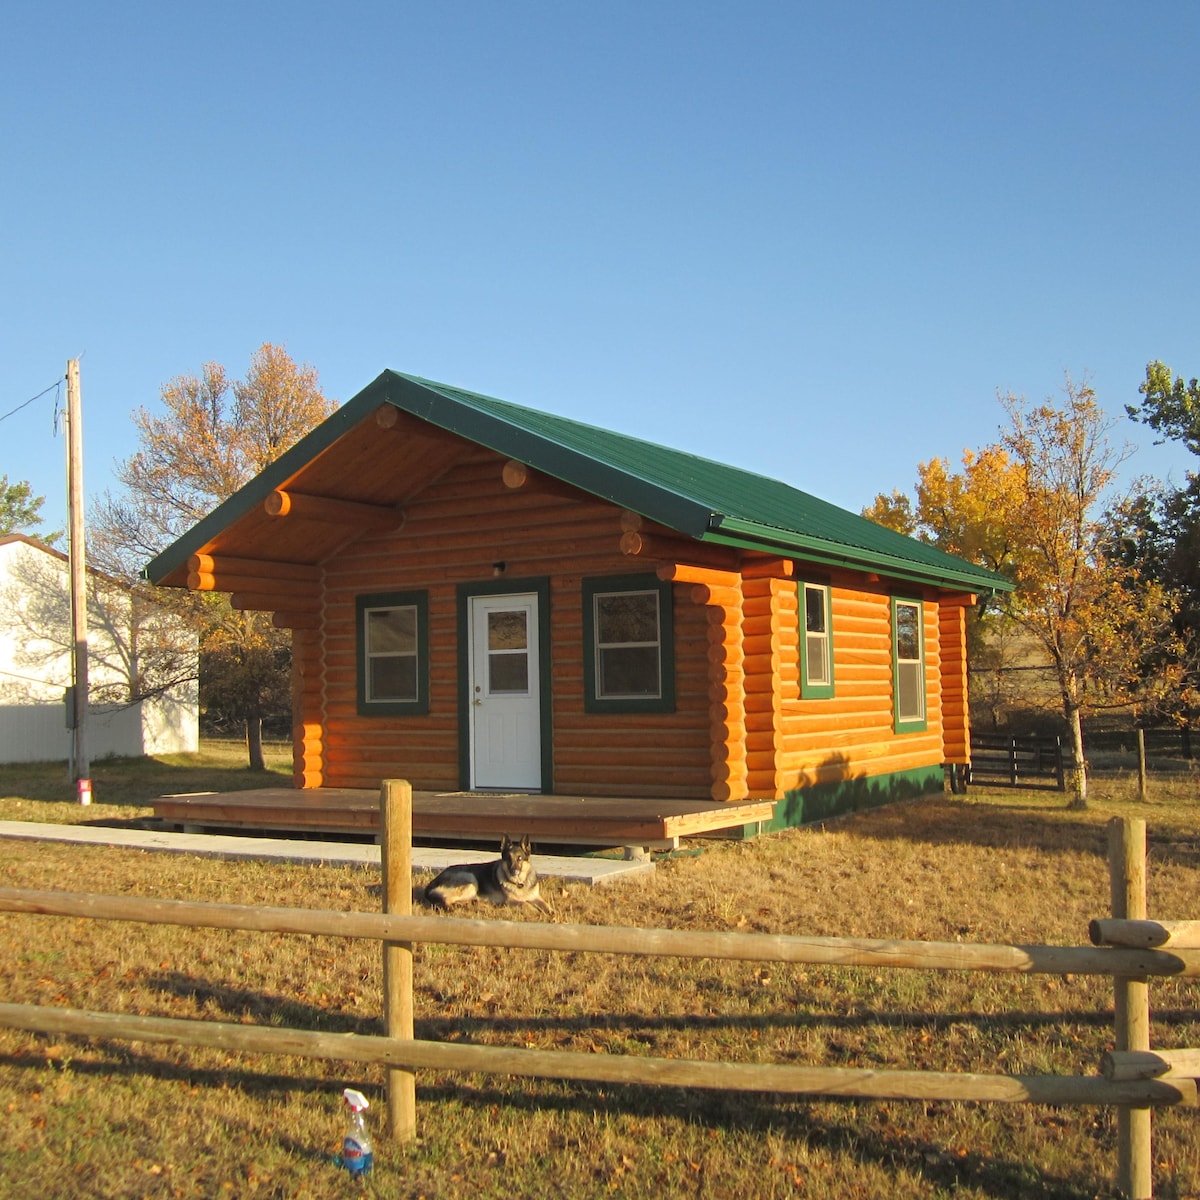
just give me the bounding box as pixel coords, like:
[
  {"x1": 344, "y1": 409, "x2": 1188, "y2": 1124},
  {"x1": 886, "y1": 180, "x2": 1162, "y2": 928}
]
[
  {"x1": 1, "y1": 887, "x2": 1196, "y2": 979},
  {"x1": 0, "y1": 1002, "x2": 1194, "y2": 1109}
]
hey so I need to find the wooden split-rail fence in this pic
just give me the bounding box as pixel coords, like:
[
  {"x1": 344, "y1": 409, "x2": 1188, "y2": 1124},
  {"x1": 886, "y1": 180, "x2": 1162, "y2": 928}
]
[{"x1": 0, "y1": 788, "x2": 1197, "y2": 1200}]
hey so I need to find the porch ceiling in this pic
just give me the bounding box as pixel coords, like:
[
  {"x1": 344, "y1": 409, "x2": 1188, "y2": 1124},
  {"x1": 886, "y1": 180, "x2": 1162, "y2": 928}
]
[{"x1": 149, "y1": 408, "x2": 473, "y2": 587}]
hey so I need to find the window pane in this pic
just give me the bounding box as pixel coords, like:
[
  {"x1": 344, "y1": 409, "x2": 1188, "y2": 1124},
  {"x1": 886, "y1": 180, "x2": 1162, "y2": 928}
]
[
  {"x1": 897, "y1": 660, "x2": 924, "y2": 722},
  {"x1": 895, "y1": 603, "x2": 921, "y2": 661},
  {"x1": 489, "y1": 652, "x2": 529, "y2": 694},
  {"x1": 370, "y1": 655, "x2": 417, "y2": 702},
  {"x1": 806, "y1": 633, "x2": 829, "y2": 686},
  {"x1": 488, "y1": 610, "x2": 527, "y2": 651},
  {"x1": 597, "y1": 593, "x2": 658, "y2": 644},
  {"x1": 804, "y1": 586, "x2": 826, "y2": 635},
  {"x1": 367, "y1": 607, "x2": 416, "y2": 654},
  {"x1": 599, "y1": 645, "x2": 660, "y2": 697}
]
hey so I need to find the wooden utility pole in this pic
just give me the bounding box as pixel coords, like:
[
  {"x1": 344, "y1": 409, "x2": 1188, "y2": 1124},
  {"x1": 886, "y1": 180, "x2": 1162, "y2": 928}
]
[{"x1": 66, "y1": 358, "x2": 90, "y2": 801}]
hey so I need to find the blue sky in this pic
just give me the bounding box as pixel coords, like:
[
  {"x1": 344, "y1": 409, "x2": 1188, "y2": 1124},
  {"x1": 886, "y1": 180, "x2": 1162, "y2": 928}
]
[{"x1": 3, "y1": 2, "x2": 1199, "y2": 539}]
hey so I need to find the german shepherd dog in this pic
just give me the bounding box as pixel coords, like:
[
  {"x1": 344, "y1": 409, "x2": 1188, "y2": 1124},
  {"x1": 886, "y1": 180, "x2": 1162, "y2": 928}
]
[{"x1": 424, "y1": 834, "x2": 553, "y2": 916}]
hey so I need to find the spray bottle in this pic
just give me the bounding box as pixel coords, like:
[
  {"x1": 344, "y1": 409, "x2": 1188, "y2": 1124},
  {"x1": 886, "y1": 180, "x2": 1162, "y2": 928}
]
[{"x1": 340, "y1": 1088, "x2": 374, "y2": 1177}]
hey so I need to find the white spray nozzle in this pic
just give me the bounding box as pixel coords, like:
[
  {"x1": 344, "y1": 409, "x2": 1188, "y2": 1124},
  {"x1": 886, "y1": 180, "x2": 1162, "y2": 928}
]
[{"x1": 343, "y1": 1088, "x2": 369, "y2": 1112}]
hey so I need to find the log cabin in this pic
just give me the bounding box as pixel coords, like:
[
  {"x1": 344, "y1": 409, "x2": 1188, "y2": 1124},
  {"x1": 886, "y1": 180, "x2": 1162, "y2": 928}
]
[{"x1": 143, "y1": 370, "x2": 1012, "y2": 834}]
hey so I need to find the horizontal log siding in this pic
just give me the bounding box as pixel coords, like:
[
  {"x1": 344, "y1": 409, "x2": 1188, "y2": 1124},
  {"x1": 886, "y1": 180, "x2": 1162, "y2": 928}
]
[
  {"x1": 774, "y1": 583, "x2": 945, "y2": 795},
  {"x1": 548, "y1": 579, "x2": 711, "y2": 798},
  {"x1": 312, "y1": 451, "x2": 712, "y2": 797},
  {"x1": 939, "y1": 603, "x2": 970, "y2": 763}
]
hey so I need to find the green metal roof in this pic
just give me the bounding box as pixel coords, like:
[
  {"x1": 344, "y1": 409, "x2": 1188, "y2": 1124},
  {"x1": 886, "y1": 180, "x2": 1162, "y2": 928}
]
[{"x1": 144, "y1": 369, "x2": 1013, "y2": 595}]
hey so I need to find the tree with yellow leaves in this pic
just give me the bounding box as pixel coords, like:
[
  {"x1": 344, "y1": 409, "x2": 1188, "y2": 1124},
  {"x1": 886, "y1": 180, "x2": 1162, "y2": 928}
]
[
  {"x1": 92, "y1": 344, "x2": 336, "y2": 767},
  {"x1": 867, "y1": 377, "x2": 1171, "y2": 807}
]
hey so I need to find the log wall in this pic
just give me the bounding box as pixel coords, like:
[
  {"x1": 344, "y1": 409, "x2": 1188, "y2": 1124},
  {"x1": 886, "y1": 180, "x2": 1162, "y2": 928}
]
[
  {"x1": 279, "y1": 447, "x2": 960, "y2": 805},
  {"x1": 315, "y1": 449, "x2": 712, "y2": 797},
  {"x1": 769, "y1": 577, "x2": 946, "y2": 798}
]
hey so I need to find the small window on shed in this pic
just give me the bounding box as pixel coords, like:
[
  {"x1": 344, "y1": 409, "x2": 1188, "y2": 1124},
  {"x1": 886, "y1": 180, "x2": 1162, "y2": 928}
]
[
  {"x1": 356, "y1": 590, "x2": 429, "y2": 715},
  {"x1": 582, "y1": 574, "x2": 675, "y2": 713}
]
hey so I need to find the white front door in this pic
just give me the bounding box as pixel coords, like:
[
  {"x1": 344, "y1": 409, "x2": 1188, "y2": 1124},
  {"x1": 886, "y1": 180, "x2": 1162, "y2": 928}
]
[{"x1": 468, "y1": 592, "x2": 542, "y2": 790}]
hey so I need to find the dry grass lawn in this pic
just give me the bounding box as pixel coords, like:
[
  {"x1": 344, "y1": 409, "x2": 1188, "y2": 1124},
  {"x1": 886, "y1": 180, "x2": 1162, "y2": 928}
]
[{"x1": 1, "y1": 747, "x2": 1199, "y2": 1198}]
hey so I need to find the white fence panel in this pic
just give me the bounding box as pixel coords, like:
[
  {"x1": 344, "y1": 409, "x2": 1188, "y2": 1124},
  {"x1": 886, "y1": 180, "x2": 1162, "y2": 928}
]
[
  {"x1": 0, "y1": 697, "x2": 197, "y2": 765},
  {"x1": 0, "y1": 705, "x2": 71, "y2": 763}
]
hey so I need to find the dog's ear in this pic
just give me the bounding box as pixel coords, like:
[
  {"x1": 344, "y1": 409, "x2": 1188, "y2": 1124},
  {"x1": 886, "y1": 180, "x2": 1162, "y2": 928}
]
[
  {"x1": 521, "y1": 834, "x2": 531, "y2": 853},
  {"x1": 501, "y1": 834, "x2": 512, "y2": 852}
]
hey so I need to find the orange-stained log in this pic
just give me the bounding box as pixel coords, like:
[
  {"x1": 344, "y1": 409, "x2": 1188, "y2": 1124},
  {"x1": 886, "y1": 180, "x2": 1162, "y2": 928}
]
[
  {"x1": 659, "y1": 563, "x2": 742, "y2": 589},
  {"x1": 188, "y1": 570, "x2": 318, "y2": 595},
  {"x1": 500, "y1": 460, "x2": 582, "y2": 500},
  {"x1": 189, "y1": 554, "x2": 319, "y2": 582},
  {"x1": 691, "y1": 584, "x2": 743, "y2": 609},
  {"x1": 741, "y1": 613, "x2": 782, "y2": 638},
  {"x1": 707, "y1": 642, "x2": 745, "y2": 667},
  {"x1": 739, "y1": 557, "x2": 795, "y2": 580},
  {"x1": 622, "y1": 531, "x2": 739, "y2": 571},
  {"x1": 265, "y1": 489, "x2": 406, "y2": 531},
  {"x1": 705, "y1": 605, "x2": 742, "y2": 627}
]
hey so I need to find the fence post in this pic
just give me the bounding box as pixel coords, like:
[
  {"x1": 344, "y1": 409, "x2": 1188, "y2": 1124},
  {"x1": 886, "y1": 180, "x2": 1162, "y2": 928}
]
[
  {"x1": 1137, "y1": 729, "x2": 1148, "y2": 801},
  {"x1": 381, "y1": 779, "x2": 417, "y2": 1143},
  {"x1": 1110, "y1": 817, "x2": 1152, "y2": 1199},
  {"x1": 1009, "y1": 737, "x2": 1019, "y2": 786}
]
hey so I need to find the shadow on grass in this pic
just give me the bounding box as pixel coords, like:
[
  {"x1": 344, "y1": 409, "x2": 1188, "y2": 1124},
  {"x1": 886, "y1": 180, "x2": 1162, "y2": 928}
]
[
  {"x1": 420, "y1": 1080, "x2": 1110, "y2": 1200},
  {"x1": 825, "y1": 787, "x2": 1200, "y2": 873},
  {"x1": 78, "y1": 964, "x2": 1200, "y2": 1051},
  {"x1": 413, "y1": 1003, "x2": 1197, "y2": 1042},
  {"x1": 0, "y1": 1041, "x2": 1110, "y2": 1200},
  {"x1": 147, "y1": 970, "x2": 382, "y2": 1038}
]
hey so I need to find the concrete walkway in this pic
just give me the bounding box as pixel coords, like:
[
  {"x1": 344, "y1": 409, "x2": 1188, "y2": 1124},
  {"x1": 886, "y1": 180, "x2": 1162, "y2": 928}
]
[{"x1": 0, "y1": 820, "x2": 654, "y2": 886}]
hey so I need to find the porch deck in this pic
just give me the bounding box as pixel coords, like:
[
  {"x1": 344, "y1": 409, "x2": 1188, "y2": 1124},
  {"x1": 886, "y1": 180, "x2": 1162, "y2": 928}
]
[{"x1": 153, "y1": 788, "x2": 777, "y2": 850}]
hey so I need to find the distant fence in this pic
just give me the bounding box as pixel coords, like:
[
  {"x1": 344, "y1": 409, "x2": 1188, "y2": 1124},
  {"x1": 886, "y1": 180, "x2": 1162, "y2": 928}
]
[
  {"x1": 969, "y1": 732, "x2": 1066, "y2": 791},
  {"x1": 967, "y1": 726, "x2": 1197, "y2": 793},
  {"x1": 1085, "y1": 727, "x2": 1196, "y2": 762},
  {"x1": 0, "y1": 795, "x2": 1195, "y2": 1199}
]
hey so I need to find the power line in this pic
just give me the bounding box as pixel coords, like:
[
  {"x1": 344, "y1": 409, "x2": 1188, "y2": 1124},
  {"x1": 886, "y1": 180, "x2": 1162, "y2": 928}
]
[{"x1": 0, "y1": 378, "x2": 62, "y2": 425}]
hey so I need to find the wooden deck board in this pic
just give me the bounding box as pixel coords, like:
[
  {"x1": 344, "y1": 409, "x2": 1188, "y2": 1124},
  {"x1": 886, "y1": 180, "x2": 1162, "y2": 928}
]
[{"x1": 153, "y1": 788, "x2": 777, "y2": 845}]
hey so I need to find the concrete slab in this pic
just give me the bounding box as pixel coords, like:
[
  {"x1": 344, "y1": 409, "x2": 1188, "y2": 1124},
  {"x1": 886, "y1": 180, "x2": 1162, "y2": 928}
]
[{"x1": 0, "y1": 820, "x2": 654, "y2": 886}]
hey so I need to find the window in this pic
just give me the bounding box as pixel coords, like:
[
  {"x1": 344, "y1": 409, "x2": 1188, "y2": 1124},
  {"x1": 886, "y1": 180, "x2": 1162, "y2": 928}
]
[
  {"x1": 583, "y1": 574, "x2": 675, "y2": 713},
  {"x1": 800, "y1": 581, "x2": 834, "y2": 698},
  {"x1": 356, "y1": 591, "x2": 429, "y2": 715},
  {"x1": 892, "y1": 597, "x2": 926, "y2": 732},
  {"x1": 485, "y1": 608, "x2": 530, "y2": 694}
]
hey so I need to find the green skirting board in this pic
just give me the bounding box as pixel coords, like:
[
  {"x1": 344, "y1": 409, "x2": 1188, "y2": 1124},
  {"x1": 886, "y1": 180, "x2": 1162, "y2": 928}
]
[{"x1": 736, "y1": 765, "x2": 945, "y2": 837}]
